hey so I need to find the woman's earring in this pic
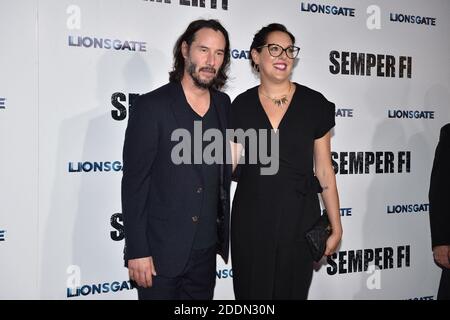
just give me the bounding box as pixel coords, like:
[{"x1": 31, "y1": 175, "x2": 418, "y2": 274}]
[{"x1": 253, "y1": 64, "x2": 260, "y2": 72}]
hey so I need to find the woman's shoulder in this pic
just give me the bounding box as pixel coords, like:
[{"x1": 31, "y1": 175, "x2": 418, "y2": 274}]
[
  {"x1": 232, "y1": 85, "x2": 259, "y2": 105},
  {"x1": 294, "y1": 83, "x2": 335, "y2": 124},
  {"x1": 230, "y1": 86, "x2": 259, "y2": 119},
  {"x1": 294, "y1": 82, "x2": 330, "y2": 103}
]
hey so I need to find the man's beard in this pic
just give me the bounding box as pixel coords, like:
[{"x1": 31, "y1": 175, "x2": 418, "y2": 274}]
[{"x1": 187, "y1": 60, "x2": 218, "y2": 89}]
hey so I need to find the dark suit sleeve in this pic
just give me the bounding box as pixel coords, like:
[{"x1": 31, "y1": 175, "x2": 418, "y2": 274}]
[
  {"x1": 121, "y1": 95, "x2": 158, "y2": 261},
  {"x1": 429, "y1": 124, "x2": 450, "y2": 248}
]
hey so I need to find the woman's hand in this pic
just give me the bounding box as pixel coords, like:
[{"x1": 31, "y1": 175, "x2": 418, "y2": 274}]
[{"x1": 324, "y1": 228, "x2": 342, "y2": 256}]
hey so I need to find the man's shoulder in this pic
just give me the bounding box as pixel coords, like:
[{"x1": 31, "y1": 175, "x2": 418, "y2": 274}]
[
  {"x1": 132, "y1": 82, "x2": 178, "y2": 114},
  {"x1": 211, "y1": 88, "x2": 231, "y2": 106},
  {"x1": 139, "y1": 82, "x2": 175, "y2": 103}
]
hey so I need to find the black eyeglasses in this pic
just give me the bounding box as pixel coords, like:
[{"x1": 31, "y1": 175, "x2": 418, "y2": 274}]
[{"x1": 257, "y1": 43, "x2": 300, "y2": 59}]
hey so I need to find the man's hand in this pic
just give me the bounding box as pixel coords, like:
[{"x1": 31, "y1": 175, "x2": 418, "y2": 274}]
[
  {"x1": 128, "y1": 257, "x2": 157, "y2": 288},
  {"x1": 433, "y1": 245, "x2": 450, "y2": 269}
]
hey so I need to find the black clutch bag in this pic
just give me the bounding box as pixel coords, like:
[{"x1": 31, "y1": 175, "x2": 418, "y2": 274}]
[{"x1": 305, "y1": 211, "x2": 332, "y2": 262}]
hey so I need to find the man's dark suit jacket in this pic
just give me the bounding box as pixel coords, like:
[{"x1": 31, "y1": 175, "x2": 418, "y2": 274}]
[
  {"x1": 429, "y1": 123, "x2": 450, "y2": 248},
  {"x1": 121, "y1": 81, "x2": 231, "y2": 277}
]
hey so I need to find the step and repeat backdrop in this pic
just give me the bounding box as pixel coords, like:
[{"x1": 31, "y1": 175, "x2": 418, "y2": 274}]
[{"x1": 1, "y1": 0, "x2": 449, "y2": 299}]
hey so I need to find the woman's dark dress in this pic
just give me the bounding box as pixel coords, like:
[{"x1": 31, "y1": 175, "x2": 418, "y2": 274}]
[{"x1": 231, "y1": 83, "x2": 335, "y2": 299}]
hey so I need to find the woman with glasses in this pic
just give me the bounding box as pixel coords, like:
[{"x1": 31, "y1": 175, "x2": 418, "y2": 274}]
[{"x1": 230, "y1": 23, "x2": 342, "y2": 299}]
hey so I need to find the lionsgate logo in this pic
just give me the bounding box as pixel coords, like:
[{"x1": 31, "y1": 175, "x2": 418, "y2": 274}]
[
  {"x1": 66, "y1": 5, "x2": 147, "y2": 52},
  {"x1": 388, "y1": 109, "x2": 434, "y2": 120},
  {"x1": 408, "y1": 295, "x2": 434, "y2": 300},
  {"x1": 0, "y1": 97, "x2": 6, "y2": 109},
  {"x1": 340, "y1": 207, "x2": 352, "y2": 217},
  {"x1": 216, "y1": 268, "x2": 233, "y2": 279},
  {"x1": 66, "y1": 265, "x2": 135, "y2": 298},
  {"x1": 300, "y1": 2, "x2": 355, "y2": 17},
  {"x1": 143, "y1": 0, "x2": 229, "y2": 11},
  {"x1": 387, "y1": 203, "x2": 429, "y2": 215},
  {"x1": 67, "y1": 280, "x2": 135, "y2": 297},
  {"x1": 68, "y1": 161, "x2": 123, "y2": 173},
  {"x1": 390, "y1": 12, "x2": 436, "y2": 26},
  {"x1": 231, "y1": 49, "x2": 250, "y2": 60},
  {"x1": 336, "y1": 108, "x2": 353, "y2": 118},
  {"x1": 68, "y1": 35, "x2": 147, "y2": 52}
]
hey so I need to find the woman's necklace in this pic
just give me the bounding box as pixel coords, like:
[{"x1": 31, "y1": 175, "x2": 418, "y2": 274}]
[{"x1": 259, "y1": 83, "x2": 293, "y2": 107}]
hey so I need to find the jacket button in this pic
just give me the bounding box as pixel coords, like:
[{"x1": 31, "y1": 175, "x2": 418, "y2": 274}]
[
  {"x1": 192, "y1": 216, "x2": 199, "y2": 223},
  {"x1": 196, "y1": 187, "x2": 203, "y2": 193}
]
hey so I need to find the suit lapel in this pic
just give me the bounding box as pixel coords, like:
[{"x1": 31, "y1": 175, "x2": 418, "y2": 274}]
[
  {"x1": 168, "y1": 81, "x2": 203, "y2": 180},
  {"x1": 210, "y1": 90, "x2": 231, "y2": 200},
  {"x1": 169, "y1": 81, "x2": 193, "y2": 132},
  {"x1": 210, "y1": 90, "x2": 226, "y2": 134}
]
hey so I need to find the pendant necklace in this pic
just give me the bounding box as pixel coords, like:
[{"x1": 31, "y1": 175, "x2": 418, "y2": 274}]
[{"x1": 259, "y1": 83, "x2": 292, "y2": 107}]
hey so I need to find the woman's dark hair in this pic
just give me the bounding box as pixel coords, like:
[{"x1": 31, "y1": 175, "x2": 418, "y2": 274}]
[
  {"x1": 169, "y1": 19, "x2": 230, "y2": 90},
  {"x1": 249, "y1": 23, "x2": 296, "y2": 70}
]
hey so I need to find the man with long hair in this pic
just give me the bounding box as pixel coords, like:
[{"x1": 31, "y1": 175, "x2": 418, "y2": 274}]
[{"x1": 121, "y1": 19, "x2": 231, "y2": 300}]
